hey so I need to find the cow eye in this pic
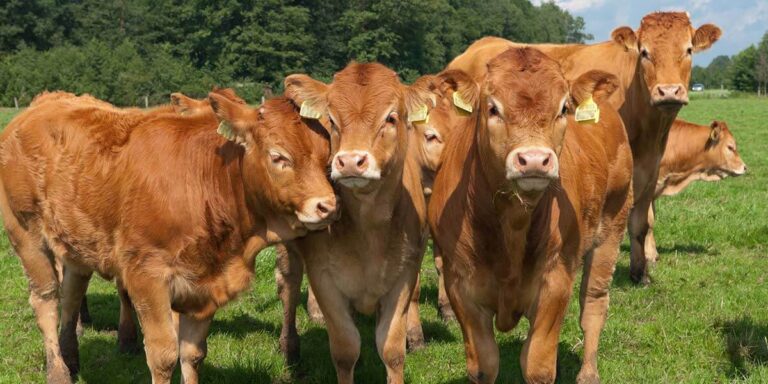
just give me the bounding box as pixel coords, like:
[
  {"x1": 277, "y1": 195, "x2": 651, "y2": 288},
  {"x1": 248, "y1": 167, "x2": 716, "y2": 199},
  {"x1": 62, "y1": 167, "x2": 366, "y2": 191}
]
[
  {"x1": 386, "y1": 112, "x2": 398, "y2": 125},
  {"x1": 424, "y1": 129, "x2": 441, "y2": 143},
  {"x1": 488, "y1": 102, "x2": 499, "y2": 117},
  {"x1": 728, "y1": 145, "x2": 736, "y2": 152},
  {"x1": 560, "y1": 103, "x2": 568, "y2": 117},
  {"x1": 269, "y1": 150, "x2": 292, "y2": 169},
  {"x1": 328, "y1": 116, "x2": 339, "y2": 132},
  {"x1": 686, "y1": 47, "x2": 693, "y2": 56},
  {"x1": 641, "y1": 48, "x2": 650, "y2": 60}
]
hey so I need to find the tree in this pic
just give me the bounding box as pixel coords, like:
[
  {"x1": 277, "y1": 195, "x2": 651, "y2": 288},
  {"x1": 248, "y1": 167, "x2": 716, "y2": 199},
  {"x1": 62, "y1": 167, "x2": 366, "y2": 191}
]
[
  {"x1": 756, "y1": 32, "x2": 768, "y2": 96},
  {"x1": 729, "y1": 46, "x2": 757, "y2": 92}
]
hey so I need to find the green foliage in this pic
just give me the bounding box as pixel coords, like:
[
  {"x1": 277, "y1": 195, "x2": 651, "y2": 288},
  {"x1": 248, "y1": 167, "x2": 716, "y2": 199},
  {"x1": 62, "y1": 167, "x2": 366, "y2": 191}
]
[
  {"x1": 0, "y1": 0, "x2": 591, "y2": 106},
  {"x1": 730, "y1": 46, "x2": 758, "y2": 92}
]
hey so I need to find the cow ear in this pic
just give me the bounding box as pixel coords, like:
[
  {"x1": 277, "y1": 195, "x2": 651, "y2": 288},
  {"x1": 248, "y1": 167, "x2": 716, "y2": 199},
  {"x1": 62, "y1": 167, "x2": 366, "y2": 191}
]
[
  {"x1": 211, "y1": 87, "x2": 247, "y2": 105},
  {"x1": 709, "y1": 121, "x2": 723, "y2": 142},
  {"x1": 284, "y1": 74, "x2": 329, "y2": 120},
  {"x1": 570, "y1": 70, "x2": 619, "y2": 106},
  {"x1": 611, "y1": 26, "x2": 638, "y2": 52},
  {"x1": 170, "y1": 92, "x2": 197, "y2": 115},
  {"x1": 405, "y1": 75, "x2": 440, "y2": 124},
  {"x1": 208, "y1": 92, "x2": 259, "y2": 148},
  {"x1": 438, "y1": 70, "x2": 479, "y2": 114},
  {"x1": 692, "y1": 24, "x2": 722, "y2": 52}
]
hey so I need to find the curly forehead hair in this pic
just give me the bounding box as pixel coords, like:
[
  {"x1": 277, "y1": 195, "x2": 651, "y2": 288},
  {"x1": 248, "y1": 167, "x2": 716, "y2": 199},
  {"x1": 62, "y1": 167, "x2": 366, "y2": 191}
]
[{"x1": 640, "y1": 12, "x2": 691, "y2": 30}]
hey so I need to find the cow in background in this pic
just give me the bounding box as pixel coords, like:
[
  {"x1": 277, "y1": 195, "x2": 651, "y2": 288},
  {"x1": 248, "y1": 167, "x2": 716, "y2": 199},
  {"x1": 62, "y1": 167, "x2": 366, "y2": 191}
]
[
  {"x1": 448, "y1": 12, "x2": 721, "y2": 285},
  {"x1": 645, "y1": 119, "x2": 747, "y2": 262}
]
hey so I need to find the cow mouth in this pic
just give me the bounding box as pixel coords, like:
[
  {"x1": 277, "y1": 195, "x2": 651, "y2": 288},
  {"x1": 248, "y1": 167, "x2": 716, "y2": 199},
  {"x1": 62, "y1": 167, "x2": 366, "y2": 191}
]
[
  {"x1": 651, "y1": 99, "x2": 687, "y2": 109},
  {"x1": 512, "y1": 176, "x2": 554, "y2": 192},
  {"x1": 336, "y1": 176, "x2": 376, "y2": 188}
]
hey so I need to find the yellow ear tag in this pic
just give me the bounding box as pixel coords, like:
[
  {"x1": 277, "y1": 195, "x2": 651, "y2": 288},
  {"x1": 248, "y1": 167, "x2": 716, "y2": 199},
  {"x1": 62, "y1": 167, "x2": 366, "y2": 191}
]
[
  {"x1": 453, "y1": 91, "x2": 473, "y2": 113},
  {"x1": 217, "y1": 121, "x2": 235, "y2": 141},
  {"x1": 299, "y1": 100, "x2": 323, "y2": 119},
  {"x1": 408, "y1": 104, "x2": 429, "y2": 123},
  {"x1": 575, "y1": 96, "x2": 600, "y2": 124}
]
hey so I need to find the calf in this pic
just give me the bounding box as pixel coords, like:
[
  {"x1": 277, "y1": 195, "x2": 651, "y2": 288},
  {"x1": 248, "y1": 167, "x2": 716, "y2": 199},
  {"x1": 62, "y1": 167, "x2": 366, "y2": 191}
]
[
  {"x1": 429, "y1": 48, "x2": 633, "y2": 383},
  {"x1": 645, "y1": 119, "x2": 746, "y2": 262},
  {"x1": 0, "y1": 91, "x2": 337, "y2": 383},
  {"x1": 448, "y1": 12, "x2": 721, "y2": 285},
  {"x1": 281, "y1": 62, "x2": 434, "y2": 383}
]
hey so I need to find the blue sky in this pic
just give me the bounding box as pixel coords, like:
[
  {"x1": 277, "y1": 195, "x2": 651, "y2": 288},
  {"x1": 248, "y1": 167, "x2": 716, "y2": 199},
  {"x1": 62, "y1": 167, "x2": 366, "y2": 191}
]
[{"x1": 533, "y1": 0, "x2": 768, "y2": 66}]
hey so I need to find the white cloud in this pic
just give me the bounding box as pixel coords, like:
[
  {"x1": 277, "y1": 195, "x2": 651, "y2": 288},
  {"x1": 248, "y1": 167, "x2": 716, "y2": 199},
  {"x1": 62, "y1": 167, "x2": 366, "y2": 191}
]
[
  {"x1": 532, "y1": 0, "x2": 607, "y2": 12},
  {"x1": 690, "y1": 0, "x2": 711, "y2": 11}
]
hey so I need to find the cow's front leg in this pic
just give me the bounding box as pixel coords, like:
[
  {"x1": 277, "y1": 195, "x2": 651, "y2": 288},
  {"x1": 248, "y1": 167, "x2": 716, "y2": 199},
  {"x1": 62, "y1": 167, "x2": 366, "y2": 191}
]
[
  {"x1": 307, "y1": 272, "x2": 360, "y2": 384},
  {"x1": 275, "y1": 244, "x2": 303, "y2": 365},
  {"x1": 644, "y1": 202, "x2": 659, "y2": 264},
  {"x1": 521, "y1": 259, "x2": 573, "y2": 384},
  {"x1": 629, "y1": 156, "x2": 660, "y2": 285},
  {"x1": 433, "y1": 243, "x2": 456, "y2": 322},
  {"x1": 406, "y1": 273, "x2": 425, "y2": 351},
  {"x1": 116, "y1": 278, "x2": 139, "y2": 353},
  {"x1": 376, "y1": 269, "x2": 421, "y2": 384}
]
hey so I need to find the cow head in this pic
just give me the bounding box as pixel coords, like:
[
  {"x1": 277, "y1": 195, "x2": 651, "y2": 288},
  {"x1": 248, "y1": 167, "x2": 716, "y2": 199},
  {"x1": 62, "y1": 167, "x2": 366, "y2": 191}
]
[
  {"x1": 439, "y1": 48, "x2": 618, "y2": 198},
  {"x1": 208, "y1": 92, "x2": 338, "y2": 232},
  {"x1": 612, "y1": 12, "x2": 721, "y2": 108},
  {"x1": 285, "y1": 62, "x2": 434, "y2": 191},
  {"x1": 703, "y1": 121, "x2": 747, "y2": 179}
]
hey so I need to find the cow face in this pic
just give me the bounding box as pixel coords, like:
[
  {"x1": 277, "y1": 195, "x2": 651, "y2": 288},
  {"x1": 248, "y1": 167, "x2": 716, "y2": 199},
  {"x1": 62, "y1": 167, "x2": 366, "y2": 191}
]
[
  {"x1": 440, "y1": 48, "x2": 618, "y2": 196},
  {"x1": 208, "y1": 93, "x2": 338, "y2": 231},
  {"x1": 612, "y1": 12, "x2": 721, "y2": 108},
  {"x1": 704, "y1": 121, "x2": 747, "y2": 179},
  {"x1": 285, "y1": 62, "x2": 434, "y2": 191}
]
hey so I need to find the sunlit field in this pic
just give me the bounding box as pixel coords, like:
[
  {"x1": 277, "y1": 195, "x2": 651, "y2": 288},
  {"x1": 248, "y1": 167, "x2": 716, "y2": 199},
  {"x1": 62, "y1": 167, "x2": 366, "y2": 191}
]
[{"x1": 1, "y1": 98, "x2": 766, "y2": 383}]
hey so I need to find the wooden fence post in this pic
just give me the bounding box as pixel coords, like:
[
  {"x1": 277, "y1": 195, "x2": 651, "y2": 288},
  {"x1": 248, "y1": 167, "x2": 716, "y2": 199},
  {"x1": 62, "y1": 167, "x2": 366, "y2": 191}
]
[
  {"x1": 144, "y1": 95, "x2": 149, "y2": 108},
  {"x1": 14, "y1": 97, "x2": 19, "y2": 109}
]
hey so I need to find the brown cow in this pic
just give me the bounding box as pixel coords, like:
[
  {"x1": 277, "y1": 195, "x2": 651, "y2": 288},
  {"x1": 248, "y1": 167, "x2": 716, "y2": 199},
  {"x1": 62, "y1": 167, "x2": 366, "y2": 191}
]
[
  {"x1": 280, "y1": 62, "x2": 434, "y2": 384},
  {"x1": 448, "y1": 12, "x2": 721, "y2": 285},
  {"x1": 0, "y1": 91, "x2": 338, "y2": 383},
  {"x1": 429, "y1": 48, "x2": 633, "y2": 383},
  {"x1": 645, "y1": 119, "x2": 747, "y2": 262}
]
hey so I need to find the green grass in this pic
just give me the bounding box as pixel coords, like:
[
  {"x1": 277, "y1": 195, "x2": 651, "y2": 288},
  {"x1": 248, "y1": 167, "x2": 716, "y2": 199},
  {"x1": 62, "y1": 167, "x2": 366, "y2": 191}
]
[{"x1": 1, "y1": 98, "x2": 767, "y2": 383}]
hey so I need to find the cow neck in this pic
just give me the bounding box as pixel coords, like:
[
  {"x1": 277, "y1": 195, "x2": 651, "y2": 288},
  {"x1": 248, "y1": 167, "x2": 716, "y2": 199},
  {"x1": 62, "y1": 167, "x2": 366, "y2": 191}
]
[{"x1": 621, "y1": 59, "x2": 680, "y2": 149}]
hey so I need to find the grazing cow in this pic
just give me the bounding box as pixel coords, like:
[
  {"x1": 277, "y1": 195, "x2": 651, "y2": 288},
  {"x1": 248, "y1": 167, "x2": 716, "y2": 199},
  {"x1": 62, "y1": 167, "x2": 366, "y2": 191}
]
[
  {"x1": 448, "y1": 12, "x2": 721, "y2": 284},
  {"x1": 429, "y1": 48, "x2": 633, "y2": 383},
  {"x1": 0, "y1": 91, "x2": 338, "y2": 383},
  {"x1": 280, "y1": 62, "x2": 434, "y2": 384},
  {"x1": 645, "y1": 119, "x2": 747, "y2": 262}
]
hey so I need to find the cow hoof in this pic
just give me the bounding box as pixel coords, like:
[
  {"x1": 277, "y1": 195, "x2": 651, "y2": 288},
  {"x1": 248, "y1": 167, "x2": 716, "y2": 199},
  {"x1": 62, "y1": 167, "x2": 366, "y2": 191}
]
[
  {"x1": 280, "y1": 334, "x2": 300, "y2": 366},
  {"x1": 630, "y1": 270, "x2": 652, "y2": 287},
  {"x1": 576, "y1": 369, "x2": 600, "y2": 384},
  {"x1": 439, "y1": 305, "x2": 457, "y2": 322},
  {"x1": 47, "y1": 362, "x2": 73, "y2": 384},
  {"x1": 308, "y1": 311, "x2": 325, "y2": 324},
  {"x1": 407, "y1": 334, "x2": 426, "y2": 351}
]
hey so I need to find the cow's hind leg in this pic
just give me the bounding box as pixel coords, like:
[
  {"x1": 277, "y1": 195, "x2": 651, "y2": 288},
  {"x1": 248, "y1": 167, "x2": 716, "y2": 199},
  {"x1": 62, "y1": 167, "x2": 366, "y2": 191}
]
[
  {"x1": 577, "y1": 234, "x2": 621, "y2": 384},
  {"x1": 58, "y1": 267, "x2": 91, "y2": 376},
  {"x1": 644, "y1": 202, "x2": 659, "y2": 264},
  {"x1": 433, "y1": 243, "x2": 456, "y2": 322},
  {"x1": 406, "y1": 274, "x2": 425, "y2": 351},
  {"x1": 179, "y1": 314, "x2": 213, "y2": 384},
  {"x1": 6, "y1": 219, "x2": 71, "y2": 383},
  {"x1": 306, "y1": 285, "x2": 325, "y2": 323},
  {"x1": 275, "y1": 244, "x2": 302, "y2": 365},
  {"x1": 521, "y1": 260, "x2": 573, "y2": 384},
  {"x1": 116, "y1": 278, "x2": 139, "y2": 353}
]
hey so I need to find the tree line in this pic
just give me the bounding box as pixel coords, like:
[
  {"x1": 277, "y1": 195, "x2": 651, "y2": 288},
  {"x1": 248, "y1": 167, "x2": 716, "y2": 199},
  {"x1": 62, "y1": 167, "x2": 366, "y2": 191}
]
[
  {"x1": 0, "y1": 0, "x2": 591, "y2": 106},
  {"x1": 691, "y1": 31, "x2": 768, "y2": 95}
]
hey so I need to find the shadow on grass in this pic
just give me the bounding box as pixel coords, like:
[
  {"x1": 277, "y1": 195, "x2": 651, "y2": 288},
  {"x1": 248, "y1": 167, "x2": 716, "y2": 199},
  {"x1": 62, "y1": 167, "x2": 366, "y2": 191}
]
[
  {"x1": 210, "y1": 313, "x2": 280, "y2": 337},
  {"x1": 439, "y1": 339, "x2": 582, "y2": 383},
  {"x1": 612, "y1": 263, "x2": 640, "y2": 289},
  {"x1": 715, "y1": 316, "x2": 768, "y2": 379}
]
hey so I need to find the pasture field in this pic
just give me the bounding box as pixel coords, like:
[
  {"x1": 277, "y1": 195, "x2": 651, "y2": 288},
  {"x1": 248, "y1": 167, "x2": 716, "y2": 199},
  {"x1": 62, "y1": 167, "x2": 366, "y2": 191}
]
[{"x1": 0, "y1": 98, "x2": 766, "y2": 383}]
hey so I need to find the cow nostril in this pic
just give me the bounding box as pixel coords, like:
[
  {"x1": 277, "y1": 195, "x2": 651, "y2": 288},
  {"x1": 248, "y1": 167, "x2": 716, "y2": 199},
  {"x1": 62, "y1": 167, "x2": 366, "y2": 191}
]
[
  {"x1": 317, "y1": 202, "x2": 329, "y2": 214},
  {"x1": 657, "y1": 87, "x2": 665, "y2": 97},
  {"x1": 518, "y1": 154, "x2": 527, "y2": 167},
  {"x1": 542, "y1": 156, "x2": 550, "y2": 167},
  {"x1": 356, "y1": 155, "x2": 367, "y2": 168},
  {"x1": 336, "y1": 156, "x2": 345, "y2": 168}
]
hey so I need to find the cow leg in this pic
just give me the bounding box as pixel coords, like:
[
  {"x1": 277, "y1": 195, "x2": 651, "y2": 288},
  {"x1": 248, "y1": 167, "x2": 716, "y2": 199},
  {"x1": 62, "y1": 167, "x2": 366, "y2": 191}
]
[
  {"x1": 275, "y1": 244, "x2": 302, "y2": 365},
  {"x1": 7, "y1": 222, "x2": 71, "y2": 384},
  {"x1": 629, "y1": 156, "x2": 659, "y2": 286},
  {"x1": 306, "y1": 285, "x2": 324, "y2": 323},
  {"x1": 58, "y1": 267, "x2": 91, "y2": 376},
  {"x1": 117, "y1": 278, "x2": 139, "y2": 353},
  {"x1": 406, "y1": 273, "x2": 425, "y2": 351},
  {"x1": 577, "y1": 235, "x2": 621, "y2": 384},
  {"x1": 521, "y1": 260, "x2": 573, "y2": 384},
  {"x1": 124, "y1": 271, "x2": 178, "y2": 384},
  {"x1": 447, "y1": 281, "x2": 498, "y2": 383},
  {"x1": 309, "y1": 274, "x2": 359, "y2": 384},
  {"x1": 75, "y1": 275, "x2": 91, "y2": 338},
  {"x1": 179, "y1": 314, "x2": 212, "y2": 384},
  {"x1": 644, "y1": 202, "x2": 659, "y2": 264},
  {"x1": 434, "y1": 244, "x2": 456, "y2": 322},
  {"x1": 376, "y1": 270, "x2": 420, "y2": 384}
]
